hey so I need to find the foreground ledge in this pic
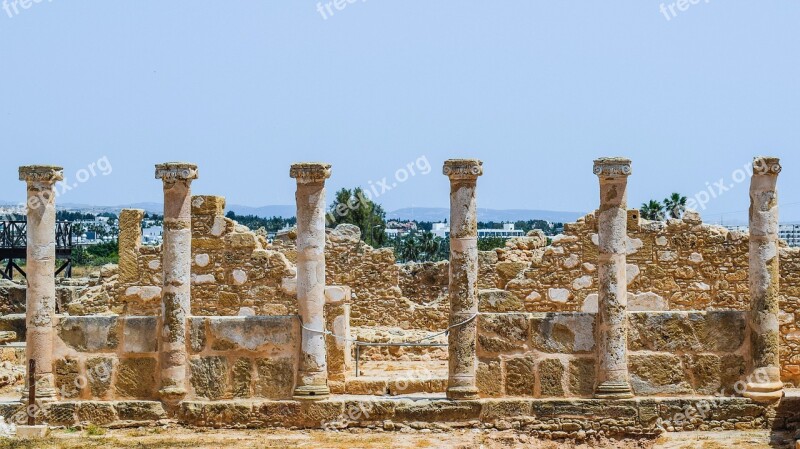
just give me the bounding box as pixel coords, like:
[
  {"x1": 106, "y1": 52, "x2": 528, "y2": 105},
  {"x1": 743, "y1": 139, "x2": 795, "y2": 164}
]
[{"x1": 0, "y1": 395, "x2": 797, "y2": 439}]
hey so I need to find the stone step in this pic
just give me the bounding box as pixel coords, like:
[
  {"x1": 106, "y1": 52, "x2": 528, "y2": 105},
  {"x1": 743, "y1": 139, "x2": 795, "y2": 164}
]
[{"x1": 344, "y1": 377, "x2": 447, "y2": 396}]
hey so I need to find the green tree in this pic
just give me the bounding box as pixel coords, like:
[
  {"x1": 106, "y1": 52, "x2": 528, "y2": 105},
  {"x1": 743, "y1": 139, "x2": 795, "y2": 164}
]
[
  {"x1": 640, "y1": 200, "x2": 665, "y2": 221},
  {"x1": 663, "y1": 192, "x2": 688, "y2": 219},
  {"x1": 327, "y1": 187, "x2": 387, "y2": 247}
]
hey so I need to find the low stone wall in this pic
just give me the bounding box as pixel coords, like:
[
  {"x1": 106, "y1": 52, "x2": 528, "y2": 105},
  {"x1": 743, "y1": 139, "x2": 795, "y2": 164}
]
[
  {"x1": 477, "y1": 311, "x2": 749, "y2": 399},
  {"x1": 51, "y1": 315, "x2": 301, "y2": 401}
]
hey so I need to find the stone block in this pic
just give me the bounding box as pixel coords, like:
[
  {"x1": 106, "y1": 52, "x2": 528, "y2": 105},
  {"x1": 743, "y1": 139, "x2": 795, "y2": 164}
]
[
  {"x1": 568, "y1": 358, "x2": 595, "y2": 397},
  {"x1": 393, "y1": 399, "x2": 482, "y2": 423},
  {"x1": 530, "y1": 313, "x2": 595, "y2": 354},
  {"x1": 629, "y1": 353, "x2": 691, "y2": 395},
  {"x1": 538, "y1": 359, "x2": 565, "y2": 397},
  {"x1": 0, "y1": 314, "x2": 26, "y2": 342},
  {"x1": 479, "y1": 289, "x2": 524, "y2": 313},
  {"x1": 254, "y1": 358, "x2": 294, "y2": 399},
  {"x1": 190, "y1": 356, "x2": 229, "y2": 400},
  {"x1": 54, "y1": 358, "x2": 81, "y2": 399},
  {"x1": 189, "y1": 317, "x2": 207, "y2": 353},
  {"x1": 114, "y1": 401, "x2": 167, "y2": 422},
  {"x1": 58, "y1": 316, "x2": 119, "y2": 352},
  {"x1": 505, "y1": 356, "x2": 535, "y2": 397},
  {"x1": 478, "y1": 314, "x2": 529, "y2": 354},
  {"x1": 232, "y1": 358, "x2": 252, "y2": 398},
  {"x1": 683, "y1": 353, "x2": 721, "y2": 395},
  {"x1": 628, "y1": 311, "x2": 746, "y2": 353},
  {"x1": 122, "y1": 316, "x2": 157, "y2": 353},
  {"x1": 115, "y1": 357, "x2": 157, "y2": 399},
  {"x1": 477, "y1": 359, "x2": 503, "y2": 397},
  {"x1": 76, "y1": 401, "x2": 117, "y2": 425},
  {"x1": 44, "y1": 402, "x2": 77, "y2": 426},
  {"x1": 86, "y1": 357, "x2": 114, "y2": 398},
  {"x1": 209, "y1": 316, "x2": 296, "y2": 351}
]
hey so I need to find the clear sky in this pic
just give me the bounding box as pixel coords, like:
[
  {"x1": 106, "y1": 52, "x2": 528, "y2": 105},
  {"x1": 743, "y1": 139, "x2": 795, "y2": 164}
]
[{"x1": 1, "y1": 1, "x2": 798, "y2": 223}]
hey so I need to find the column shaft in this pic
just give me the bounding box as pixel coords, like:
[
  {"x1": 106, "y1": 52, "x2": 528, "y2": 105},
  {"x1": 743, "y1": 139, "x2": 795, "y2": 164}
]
[
  {"x1": 444, "y1": 159, "x2": 482, "y2": 400},
  {"x1": 19, "y1": 165, "x2": 63, "y2": 400},
  {"x1": 744, "y1": 156, "x2": 784, "y2": 402},
  {"x1": 291, "y1": 163, "x2": 331, "y2": 400},
  {"x1": 155, "y1": 162, "x2": 198, "y2": 403},
  {"x1": 593, "y1": 158, "x2": 634, "y2": 399}
]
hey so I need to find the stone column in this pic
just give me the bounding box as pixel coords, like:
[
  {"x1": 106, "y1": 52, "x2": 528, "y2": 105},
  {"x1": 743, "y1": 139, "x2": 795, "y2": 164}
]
[
  {"x1": 19, "y1": 165, "x2": 63, "y2": 400},
  {"x1": 290, "y1": 162, "x2": 331, "y2": 400},
  {"x1": 443, "y1": 159, "x2": 482, "y2": 400},
  {"x1": 593, "y1": 157, "x2": 634, "y2": 399},
  {"x1": 155, "y1": 162, "x2": 198, "y2": 403},
  {"x1": 744, "y1": 156, "x2": 784, "y2": 402}
]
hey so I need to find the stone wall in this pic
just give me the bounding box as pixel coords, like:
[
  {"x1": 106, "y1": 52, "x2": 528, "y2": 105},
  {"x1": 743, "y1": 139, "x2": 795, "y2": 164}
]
[
  {"x1": 51, "y1": 315, "x2": 300, "y2": 401},
  {"x1": 477, "y1": 311, "x2": 750, "y2": 398}
]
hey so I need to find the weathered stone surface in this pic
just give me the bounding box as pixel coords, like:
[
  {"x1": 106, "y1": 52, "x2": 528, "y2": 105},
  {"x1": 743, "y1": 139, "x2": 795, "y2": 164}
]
[
  {"x1": 539, "y1": 359, "x2": 565, "y2": 397},
  {"x1": 115, "y1": 401, "x2": 167, "y2": 421},
  {"x1": 115, "y1": 357, "x2": 157, "y2": 399},
  {"x1": 86, "y1": 357, "x2": 114, "y2": 398},
  {"x1": 505, "y1": 356, "x2": 535, "y2": 396},
  {"x1": 683, "y1": 353, "x2": 721, "y2": 395},
  {"x1": 209, "y1": 317, "x2": 296, "y2": 351},
  {"x1": 190, "y1": 356, "x2": 229, "y2": 400},
  {"x1": 568, "y1": 358, "x2": 595, "y2": 397},
  {"x1": 54, "y1": 358, "x2": 81, "y2": 399},
  {"x1": 629, "y1": 353, "x2": 691, "y2": 395},
  {"x1": 44, "y1": 402, "x2": 77, "y2": 426},
  {"x1": 232, "y1": 358, "x2": 252, "y2": 398},
  {"x1": 477, "y1": 360, "x2": 503, "y2": 397},
  {"x1": 189, "y1": 317, "x2": 207, "y2": 353},
  {"x1": 122, "y1": 316, "x2": 157, "y2": 353},
  {"x1": 393, "y1": 399, "x2": 482, "y2": 422},
  {"x1": 254, "y1": 358, "x2": 294, "y2": 399},
  {"x1": 628, "y1": 311, "x2": 746, "y2": 353},
  {"x1": 530, "y1": 313, "x2": 595, "y2": 354},
  {"x1": 478, "y1": 314, "x2": 529, "y2": 354},
  {"x1": 0, "y1": 314, "x2": 25, "y2": 343},
  {"x1": 76, "y1": 401, "x2": 117, "y2": 425},
  {"x1": 478, "y1": 289, "x2": 524, "y2": 313},
  {"x1": 58, "y1": 316, "x2": 119, "y2": 351}
]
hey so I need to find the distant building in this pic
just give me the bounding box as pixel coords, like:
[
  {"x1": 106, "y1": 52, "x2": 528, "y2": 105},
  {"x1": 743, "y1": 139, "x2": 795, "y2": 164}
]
[
  {"x1": 430, "y1": 222, "x2": 524, "y2": 239},
  {"x1": 723, "y1": 224, "x2": 800, "y2": 248}
]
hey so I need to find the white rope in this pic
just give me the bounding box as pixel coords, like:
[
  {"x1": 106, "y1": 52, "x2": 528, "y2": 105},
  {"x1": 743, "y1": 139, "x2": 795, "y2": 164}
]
[{"x1": 295, "y1": 312, "x2": 479, "y2": 346}]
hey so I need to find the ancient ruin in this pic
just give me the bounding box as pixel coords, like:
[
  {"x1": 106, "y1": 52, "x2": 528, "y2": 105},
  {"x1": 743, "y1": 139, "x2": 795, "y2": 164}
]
[{"x1": 0, "y1": 157, "x2": 798, "y2": 441}]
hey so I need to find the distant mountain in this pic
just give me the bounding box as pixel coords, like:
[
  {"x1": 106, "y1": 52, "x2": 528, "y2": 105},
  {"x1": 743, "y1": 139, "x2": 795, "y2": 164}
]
[{"x1": 387, "y1": 207, "x2": 585, "y2": 223}]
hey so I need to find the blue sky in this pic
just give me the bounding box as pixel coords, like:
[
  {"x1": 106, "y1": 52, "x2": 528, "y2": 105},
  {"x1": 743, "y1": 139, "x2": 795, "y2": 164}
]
[{"x1": 1, "y1": 1, "x2": 798, "y2": 223}]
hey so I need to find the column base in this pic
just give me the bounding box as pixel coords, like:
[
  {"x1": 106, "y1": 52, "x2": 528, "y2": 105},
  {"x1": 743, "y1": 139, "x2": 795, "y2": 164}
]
[
  {"x1": 293, "y1": 385, "x2": 331, "y2": 401},
  {"x1": 446, "y1": 385, "x2": 479, "y2": 401},
  {"x1": 594, "y1": 381, "x2": 634, "y2": 399},
  {"x1": 743, "y1": 381, "x2": 784, "y2": 403},
  {"x1": 20, "y1": 387, "x2": 57, "y2": 403},
  {"x1": 159, "y1": 386, "x2": 188, "y2": 404}
]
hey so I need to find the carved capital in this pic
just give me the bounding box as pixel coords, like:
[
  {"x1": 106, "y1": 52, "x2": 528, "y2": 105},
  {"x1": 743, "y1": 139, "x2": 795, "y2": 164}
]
[
  {"x1": 155, "y1": 162, "x2": 199, "y2": 183},
  {"x1": 290, "y1": 162, "x2": 331, "y2": 184},
  {"x1": 753, "y1": 156, "x2": 781, "y2": 176},
  {"x1": 443, "y1": 159, "x2": 483, "y2": 180},
  {"x1": 593, "y1": 157, "x2": 632, "y2": 179},
  {"x1": 19, "y1": 165, "x2": 64, "y2": 184}
]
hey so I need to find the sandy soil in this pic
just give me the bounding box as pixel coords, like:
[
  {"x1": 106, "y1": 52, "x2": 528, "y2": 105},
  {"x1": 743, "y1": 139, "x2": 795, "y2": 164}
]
[{"x1": 0, "y1": 427, "x2": 795, "y2": 449}]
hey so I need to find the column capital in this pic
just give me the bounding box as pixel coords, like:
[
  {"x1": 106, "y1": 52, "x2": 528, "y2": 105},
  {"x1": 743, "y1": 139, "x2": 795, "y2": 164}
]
[
  {"x1": 753, "y1": 156, "x2": 781, "y2": 176},
  {"x1": 155, "y1": 162, "x2": 199, "y2": 183},
  {"x1": 593, "y1": 157, "x2": 631, "y2": 179},
  {"x1": 290, "y1": 162, "x2": 331, "y2": 184},
  {"x1": 19, "y1": 165, "x2": 64, "y2": 184},
  {"x1": 443, "y1": 159, "x2": 483, "y2": 180}
]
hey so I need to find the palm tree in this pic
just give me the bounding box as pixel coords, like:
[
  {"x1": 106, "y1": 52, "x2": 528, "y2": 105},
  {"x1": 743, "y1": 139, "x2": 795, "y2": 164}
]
[
  {"x1": 640, "y1": 200, "x2": 665, "y2": 221},
  {"x1": 417, "y1": 231, "x2": 440, "y2": 261},
  {"x1": 663, "y1": 192, "x2": 688, "y2": 219}
]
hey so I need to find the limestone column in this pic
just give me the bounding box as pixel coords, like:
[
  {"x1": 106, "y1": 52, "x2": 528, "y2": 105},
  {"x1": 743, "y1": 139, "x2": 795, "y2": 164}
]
[
  {"x1": 593, "y1": 157, "x2": 634, "y2": 399},
  {"x1": 155, "y1": 162, "x2": 198, "y2": 403},
  {"x1": 290, "y1": 162, "x2": 331, "y2": 400},
  {"x1": 19, "y1": 165, "x2": 63, "y2": 400},
  {"x1": 744, "y1": 156, "x2": 784, "y2": 402},
  {"x1": 443, "y1": 159, "x2": 482, "y2": 400}
]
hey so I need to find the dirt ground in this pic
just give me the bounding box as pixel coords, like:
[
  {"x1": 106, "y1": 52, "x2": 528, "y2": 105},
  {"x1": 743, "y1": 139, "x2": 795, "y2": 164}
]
[{"x1": 0, "y1": 427, "x2": 795, "y2": 449}]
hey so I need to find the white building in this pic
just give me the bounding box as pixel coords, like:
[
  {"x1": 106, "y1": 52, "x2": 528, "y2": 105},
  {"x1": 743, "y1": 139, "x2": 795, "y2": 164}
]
[
  {"x1": 430, "y1": 222, "x2": 524, "y2": 239},
  {"x1": 723, "y1": 224, "x2": 800, "y2": 248}
]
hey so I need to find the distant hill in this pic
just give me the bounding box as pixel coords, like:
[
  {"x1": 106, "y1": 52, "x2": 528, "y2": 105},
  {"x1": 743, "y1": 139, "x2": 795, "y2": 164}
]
[
  {"x1": 226, "y1": 204, "x2": 295, "y2": 218},
  {"x1": 387, "y1": 207, "x2": 585, "y2": 223}
]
